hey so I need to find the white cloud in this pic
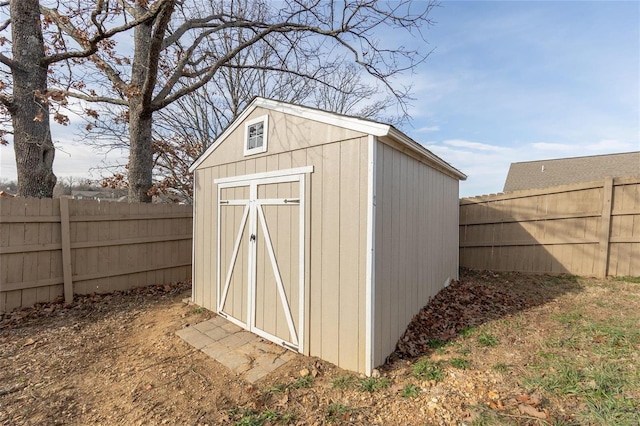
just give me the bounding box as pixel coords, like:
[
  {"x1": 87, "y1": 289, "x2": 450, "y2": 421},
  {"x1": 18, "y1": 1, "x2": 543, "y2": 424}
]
[
  {"x1": 416, "y1": 125, "x2": 440, "y2": 133},
  {"x1": 443, "y1": 139, "x2": 511, "y2": 153}
]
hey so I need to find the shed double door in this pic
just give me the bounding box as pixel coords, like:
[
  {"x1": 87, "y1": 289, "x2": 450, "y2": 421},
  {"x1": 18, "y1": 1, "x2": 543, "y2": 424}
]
[{"x1": 217, "y1": 174, "x2": 305, "y2": 352}]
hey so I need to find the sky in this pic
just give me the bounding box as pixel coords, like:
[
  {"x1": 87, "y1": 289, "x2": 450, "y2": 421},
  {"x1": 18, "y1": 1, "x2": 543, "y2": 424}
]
[{"x1": 1, "y1": 1, "x2": 639, "y2": 197}]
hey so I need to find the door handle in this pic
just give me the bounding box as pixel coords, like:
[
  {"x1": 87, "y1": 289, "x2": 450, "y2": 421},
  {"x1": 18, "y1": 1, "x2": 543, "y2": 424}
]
[{"x1": 250, "y1": 234, "x2": 256, "y2": 242}]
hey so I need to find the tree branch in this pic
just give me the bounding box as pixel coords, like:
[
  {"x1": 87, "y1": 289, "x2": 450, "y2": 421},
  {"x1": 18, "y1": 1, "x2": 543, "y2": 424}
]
[
  {"x1": 0, "y1": 52, "x2": 18, "y2": 69},
  {"x1": 140, "y1": 0, "x2": 175, "y2": 108},
  {"x1": 41, "y1": 0, "x2": 171, "y2": 65},
  {"x1": 0, "y1": 92, "x2": 13, "y2": 109},
  {"x1": 55, "y1": 89, "x2": 127, "y2": 106},
  {"x1": 0, "y1": 17, "x2": 10, "y2": 32}
]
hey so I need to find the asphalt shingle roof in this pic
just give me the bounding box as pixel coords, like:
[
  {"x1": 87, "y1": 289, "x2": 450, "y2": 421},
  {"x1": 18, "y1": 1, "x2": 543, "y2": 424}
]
[{"x1": 503, "y1": 151, "x2": 640, "y2": 192}]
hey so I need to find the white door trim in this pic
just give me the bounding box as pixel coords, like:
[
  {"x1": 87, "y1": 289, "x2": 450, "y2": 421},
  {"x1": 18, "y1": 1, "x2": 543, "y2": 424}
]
[
  {"x1": 214, "y1": 166, "x2": 313, "y2": 185},
  {"x1": 216, "y1": 169, "x2": 308, "y2": 353}
]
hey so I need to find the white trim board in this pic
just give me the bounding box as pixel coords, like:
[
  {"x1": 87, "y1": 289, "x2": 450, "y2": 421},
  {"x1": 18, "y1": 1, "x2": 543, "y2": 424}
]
[
  {"x1": 365, "y1": 135, "x2": 377, "y2": 376},
  {"x1": 214, "y1": 166, "x2": 314, "y2": 185}
]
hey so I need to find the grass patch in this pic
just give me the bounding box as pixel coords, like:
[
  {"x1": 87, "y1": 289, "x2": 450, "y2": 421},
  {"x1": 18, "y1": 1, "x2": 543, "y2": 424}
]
[
  {"x1": 477, "y1": 331, "x2": 499, "y2": 347},
  {"x1": 554, "y1": 311, "x2": 582, "y2": 324},
  {"x1": 525, "y1": 312, "x2": 640, "y2": 425},
  {"x1": 450, "y1": 357, "x2": 470, "y2": 369},
  {"x1": 400, "y1": 383, "x2": 421, "y2": 398},
  {"x1": 582, "y1": 395, "x2": 640, "y2": 425},
  {"x1": 265, "y1": 383, "x2": 287, "y2": 394},
  {"x1": 426, "y1": 338, "x2": 448, "y2": 349},
  {"x1": 358, "y1": 376, "x2": 390, "y2": 393},
  {"x1": 412, "y1": 359, "x2": 445, "y2": 382},
  {"x1": 331, "y1": 374, "x2": 356, "y2": 390},
  {"x1": 543, "y1": 274, "x2": 579, "y2": 287},
  {"x1": 611, "y1": 275, "x2": 640, "y2": 283},
  {"x1": 292, "y1": 375, "x2": 313, "y2": 389},
  {"x1": 459, "y1": 326, "x2": 476, "y2": 337},
  {"x1": 231, "y1": 408, "x2": 296, "y2": 426},
  {"x1": 492, "y1": 363, "x2": 510, "y2": 373},
  {"x1": 326, "y1": 403, "x2": 352, "y2": 422}
]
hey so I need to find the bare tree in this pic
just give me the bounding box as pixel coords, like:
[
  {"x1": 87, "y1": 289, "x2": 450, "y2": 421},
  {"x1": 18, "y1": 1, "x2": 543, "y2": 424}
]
[
  {"x1": 87, "y1": 42, "x2": 399, "y2": 203},
  {"x1": 0, "y1": 0, "x2": 167, "y2": 197},
  {"x1": 44, "y1": 0, "x2": 437, "y2": 202},
  {"x1": 149, "y1": 63, "x2": 400, "y2": 203}
]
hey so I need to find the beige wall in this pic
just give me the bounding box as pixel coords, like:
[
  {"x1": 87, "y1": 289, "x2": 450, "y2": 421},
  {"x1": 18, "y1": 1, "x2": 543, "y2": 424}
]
[
  {"x1": 372, "y1": 140, "x2": 460, "y2": 367},
  {"x1": 197, "y1": 107, "x2": 365, "y2": 169},
  {"x1": 193, "y1": 126, "x2": 370, "y2": 372}
]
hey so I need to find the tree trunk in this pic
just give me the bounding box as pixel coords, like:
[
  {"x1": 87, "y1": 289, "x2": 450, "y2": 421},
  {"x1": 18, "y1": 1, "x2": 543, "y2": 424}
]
[
  {"x1": 128, "y1": 100, "x2": 154, "y2": 203},
  {"x1": 10, "y1": 0, "x2": 57, "y2": 197},
  {"x1": 127, "y1": 17, "x2": 155, "y2": 203}
]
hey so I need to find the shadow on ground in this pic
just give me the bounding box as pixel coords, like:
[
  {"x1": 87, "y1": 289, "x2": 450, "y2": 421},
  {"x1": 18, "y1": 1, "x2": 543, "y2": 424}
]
[{"x1": 391, "y1": 268, "x2": 584, "y2": 360}]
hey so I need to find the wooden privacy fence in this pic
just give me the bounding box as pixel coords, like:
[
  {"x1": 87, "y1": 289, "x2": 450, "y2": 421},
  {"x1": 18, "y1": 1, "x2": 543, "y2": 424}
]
[
  {"x1": 1, "y1": 197, "x2": 192, "y2": 313},
  {"x1": 459, "y1": 177, "x2": 640, "y2": 277}
]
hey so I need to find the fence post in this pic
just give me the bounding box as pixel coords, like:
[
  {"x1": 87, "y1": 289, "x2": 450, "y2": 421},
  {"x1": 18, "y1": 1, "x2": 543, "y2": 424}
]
[
  {"x1": 60, "y1": 197, "x2": 73, "y2": 303},
  {"x1": 597, "y1": 177, "x2": 614, "y2": 278}
]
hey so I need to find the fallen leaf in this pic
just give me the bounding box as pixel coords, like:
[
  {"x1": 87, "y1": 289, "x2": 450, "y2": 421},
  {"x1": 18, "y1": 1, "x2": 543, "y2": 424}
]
[
  {"x1": 518, "y1": 404, "x2": 547, "y2": 419},
  {"x1": 277, "y1": 394, "x2": 288, "y2": 406},
  {"x1": 529, "y1": 393, "x2": 543, "y2": 407},
  {"x1": 23, "y1": 338, "x2": 36, "y2": 347}
]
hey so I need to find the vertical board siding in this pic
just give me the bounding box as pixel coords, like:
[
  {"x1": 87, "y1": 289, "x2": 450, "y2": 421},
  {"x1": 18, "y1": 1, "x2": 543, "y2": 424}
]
[
  {"x1": 0, "y1": 198, "x2": 193, "y2": 313},
  {"x1": 193, "y1": 137, "x2": 369, "y2": 373},
  {"x1": 459, "y1": 177, "x2": 640, "y2": 276},
  {"x1": 373, "y1": 141, "x2": 460, "y2": 368}
]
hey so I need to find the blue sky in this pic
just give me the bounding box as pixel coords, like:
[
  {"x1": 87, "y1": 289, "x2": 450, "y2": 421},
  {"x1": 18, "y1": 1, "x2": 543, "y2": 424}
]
[
  {"x1": 1, "y1": 1, "x2": 639, "y2": 196},
  {"x1": 401, "y1": 0, "x2": 639, "y2": 196}
]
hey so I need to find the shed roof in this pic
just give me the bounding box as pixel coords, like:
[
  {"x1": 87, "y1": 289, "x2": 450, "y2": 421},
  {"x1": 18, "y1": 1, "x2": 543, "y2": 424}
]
[
  {"x1": 189, "y1": 97, "x2": 466, "y2": 180},
  {"x1": 503, "y1": 151, "x2": 640, "y2": 192}
]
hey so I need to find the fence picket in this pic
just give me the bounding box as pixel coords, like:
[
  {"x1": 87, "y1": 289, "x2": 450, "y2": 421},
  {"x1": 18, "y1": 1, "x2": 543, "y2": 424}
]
[
  {"x1": 460, "y1": 177, "x2": 640, "y2": 277},
  {"x1": 0, "y1": 198, "x2": 193, "y2": 312}
]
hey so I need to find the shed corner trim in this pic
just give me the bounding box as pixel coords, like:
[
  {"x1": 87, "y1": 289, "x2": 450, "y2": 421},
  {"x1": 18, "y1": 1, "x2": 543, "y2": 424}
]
[{"x1": 365, "y1": 134, "x2": 377, "y2": 376}]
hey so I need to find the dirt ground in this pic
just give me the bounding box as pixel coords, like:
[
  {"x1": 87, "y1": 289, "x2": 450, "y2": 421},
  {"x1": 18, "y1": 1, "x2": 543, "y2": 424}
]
[{"x1": 1, "y1": 270, "x2": 638, "y2": 425}]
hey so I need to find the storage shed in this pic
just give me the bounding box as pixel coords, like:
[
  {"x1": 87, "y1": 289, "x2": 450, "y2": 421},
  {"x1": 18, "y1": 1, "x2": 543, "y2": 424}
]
[{"x1": 189, "y1": 97, "x2": 466, "y2": 375}]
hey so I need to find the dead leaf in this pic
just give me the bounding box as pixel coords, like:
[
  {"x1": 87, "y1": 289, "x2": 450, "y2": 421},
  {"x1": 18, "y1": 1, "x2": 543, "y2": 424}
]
[
  {"x1": 277, "y1": 394, "x2": 289, "y2": 406},
  {"x1": 518, "y1": 404, "x2": 547, "y2": 419},
  {"x1": 23, "y1": 338, "x2": 36, "y2": 347},
  {"x1": 529, "y1": 393, "x2": 543, "y2": 407}
]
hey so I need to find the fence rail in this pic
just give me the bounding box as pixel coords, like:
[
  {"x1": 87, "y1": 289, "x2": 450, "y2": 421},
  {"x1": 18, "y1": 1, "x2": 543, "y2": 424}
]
[
  {"x1": 459, "y1": 177, "x2": 640, "y2": 277},
  {"x1": 1, "y1": 197, "x2": 192, "y2": 312}
]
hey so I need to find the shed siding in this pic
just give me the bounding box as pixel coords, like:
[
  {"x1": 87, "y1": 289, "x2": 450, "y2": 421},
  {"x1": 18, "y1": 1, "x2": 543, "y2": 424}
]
[
  {"x1": 197, "y1": 107, "x2": 365, "y2": 169},
  {"x1": 193, "y1": 134, "x2": 370, "y2": 373},
  {"x1": 373, "y1": 141, "x2": 460, "y2": 367}
]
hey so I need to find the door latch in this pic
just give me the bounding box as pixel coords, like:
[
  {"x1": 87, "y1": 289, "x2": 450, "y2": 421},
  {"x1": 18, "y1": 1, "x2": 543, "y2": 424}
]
[{"x1": 250, "y1": 234, "x2": 256, "y2": 242}]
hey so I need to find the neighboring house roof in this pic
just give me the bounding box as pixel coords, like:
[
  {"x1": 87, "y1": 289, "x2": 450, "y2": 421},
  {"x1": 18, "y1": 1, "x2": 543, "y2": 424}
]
[
  {"x1": 503, "y1": 151, "x2": 640, "y2": 192},
  {"x1": 189, "y1": 97, "x2": 466, "y2": 181}
]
